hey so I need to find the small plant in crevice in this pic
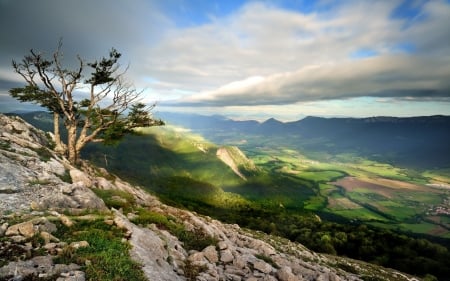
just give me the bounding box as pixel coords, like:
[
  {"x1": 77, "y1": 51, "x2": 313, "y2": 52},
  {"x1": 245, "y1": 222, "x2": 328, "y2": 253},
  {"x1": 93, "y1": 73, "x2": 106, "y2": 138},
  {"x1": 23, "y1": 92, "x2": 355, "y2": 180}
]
[
  {"x1": 31, "y1": 146, "x2": 53, "y2": 162},
  {"x1": 255, "y1": 254, "x2": 280, "y2": 269},
  {"x1": 56, "y1": 170, "x2": 72, "y2": 184},
  {"x1": 176, "y1": 228, "x2": 218, "y2": 252},
  {"x1": 0, "y1": 140, "x2": 12, "y2": 151},
  {"x1": 45, "y1": 132, "x2": 56, "y2": 150},
  {"x1": 361, "y1": 275, "x2": 387, "y2": 281},
  {"x1": 183, "y1": 259, "x2": 207, "y2": 281},
  {"x1": 335, "y1": 262, "x2": 359, "y2": 274},
  {"x1": 91, "y1": 188, "x2": 136, "y2": 213}
]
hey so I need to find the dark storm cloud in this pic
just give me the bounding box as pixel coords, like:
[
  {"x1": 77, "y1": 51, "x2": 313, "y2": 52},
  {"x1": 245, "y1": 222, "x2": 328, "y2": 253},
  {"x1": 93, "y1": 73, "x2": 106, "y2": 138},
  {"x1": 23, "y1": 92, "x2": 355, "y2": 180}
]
[{"x1": 0, "y1": 0, "x2": 169, "y2": 74}]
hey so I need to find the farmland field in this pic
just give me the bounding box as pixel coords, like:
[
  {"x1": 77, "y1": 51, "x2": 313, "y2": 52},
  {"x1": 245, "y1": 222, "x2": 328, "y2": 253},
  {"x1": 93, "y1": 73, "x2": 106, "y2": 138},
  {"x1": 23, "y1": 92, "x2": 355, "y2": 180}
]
[{"x1": 238, "y1": 143, "x2": 450, "y2": 238}]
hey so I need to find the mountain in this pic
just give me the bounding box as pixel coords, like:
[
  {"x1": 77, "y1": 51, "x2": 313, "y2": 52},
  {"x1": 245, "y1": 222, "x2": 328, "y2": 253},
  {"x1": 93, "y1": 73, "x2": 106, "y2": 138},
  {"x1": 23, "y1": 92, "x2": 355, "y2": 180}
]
[
  {"x1": 158, "y1": 112, "x2": 450, "y2": 169},
  {"x1": 1, "y1": 113, "x2": 430, "y2": 281}
]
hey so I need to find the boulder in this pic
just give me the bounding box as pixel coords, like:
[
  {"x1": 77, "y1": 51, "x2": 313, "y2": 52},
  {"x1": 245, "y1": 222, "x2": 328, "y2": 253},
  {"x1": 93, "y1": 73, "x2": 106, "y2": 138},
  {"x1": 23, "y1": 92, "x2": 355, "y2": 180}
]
[
  {"x1": 203, "y1": 245, "x2": 219, "y2": 263},
  {"x1": 253, "y1": 260, "x2": 273, "y2": 274},
  {"x1": 220, "y1": 249, "x2": 234, "y2": 263},
  {"x1": 69, "y1": 169, "x2": 92, "y2": 187},
  {"x1": 5, "y1": 217, "x2": 57, "y2": 238},
  {"x1": 70, "y1": 241, "x2": 90, "y2": 249},
  {"x1": 277, "y1": 266, "x2": 302, "y2": 281}
]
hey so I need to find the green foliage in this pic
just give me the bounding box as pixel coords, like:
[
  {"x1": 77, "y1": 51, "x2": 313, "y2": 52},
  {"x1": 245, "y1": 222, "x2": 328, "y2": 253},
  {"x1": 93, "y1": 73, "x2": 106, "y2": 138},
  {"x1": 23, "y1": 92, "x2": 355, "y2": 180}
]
[
  {"x1": 45, "y1": 132, "x2": 56, "y2": 150},
  {"x1": 54, "y1": 218, "x2": 146, "y2": 281},
  {"x1": 361, "y1": 275, "x2": 386, "y2": 281},
  {"x1": 131, "y1": 208, "x2": 175, "y2": 228},
  {"x1": 131, "y1": 208, "x2": 218, "y2": 252},
  {"x1": 31, "y1": 146, "x2": 53, "y2": 162},
  {"x1": 56, "y1": 170, "x2": 73, "y2": 184},
  {"x1": 176, "y1": 228, "x2": 218, "y2": 252},
  {"x1": 184, "y1": 259, "x2": 207, "y2": 281},
  {"x1": 92, "y1": 189, "x2": 136, "y2": 213},
  {"x1": 85, "y1": 48, "x2": 121, "y2": 86},
  {"x1": 255, "y1": 254, "x2": 280, "y2": 269},
  {"x1": 335, "y1": 262, "x2": 359, "y2": 274},
  {"x1": 0, "y1": 140, "x2": 12, "y2": 150}
]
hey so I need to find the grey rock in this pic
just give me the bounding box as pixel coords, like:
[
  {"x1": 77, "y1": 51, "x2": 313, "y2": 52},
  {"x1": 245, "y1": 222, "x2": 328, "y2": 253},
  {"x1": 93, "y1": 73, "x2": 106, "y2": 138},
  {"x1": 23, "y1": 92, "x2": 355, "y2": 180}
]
[
  {"x1": 220, "y1": 249, "x2": 234, "y2": 263},
  {"x1": 57, "y1": 270, "x2": 86, "y2": 281},
  {"x1": 69, "y1": 169, "x2": 92, "y2": 187},
  {"x1": 253, "y1": 260, "x2": 273, "y2": 274},
  {"x1": 277, "y1": 266, "x2": 302, "y2": 281},
  {"x1": 70, "y1": 241, "x2": 90, "y2": 249},
  {"x1": 203, "y1": 245, "x2": 219, "y2": 263}
]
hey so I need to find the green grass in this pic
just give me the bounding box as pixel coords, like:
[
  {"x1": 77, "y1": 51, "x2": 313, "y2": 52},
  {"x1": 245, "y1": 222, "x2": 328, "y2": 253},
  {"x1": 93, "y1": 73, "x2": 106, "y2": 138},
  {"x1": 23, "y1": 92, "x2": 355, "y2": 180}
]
[
  {"x1": 92, "y1": 188, "x2": 136, "y2": 213},
  {"x1": 331, "y1": 208, "x2": 389, "y2": 222},
  {"x1": 398, "y1": 222, "x2": 440, "y2": 235},
  {"x1": 54, "y1": 218, "x2": 147, "y2": 281},
  {"x1": 131, "y1": 208, "x2": 218, "y2": 252},
  {"x1": 304, "y1": 195, "x2": 327, "y2": 210},
  {"x1": 297, "y1": 170, "x2": 345, "y2": 182}
]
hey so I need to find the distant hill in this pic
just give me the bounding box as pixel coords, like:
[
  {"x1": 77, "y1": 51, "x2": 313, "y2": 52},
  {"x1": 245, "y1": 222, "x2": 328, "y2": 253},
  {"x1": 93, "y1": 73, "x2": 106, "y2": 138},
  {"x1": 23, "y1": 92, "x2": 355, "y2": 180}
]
[{"x1": 158, "y1": 112, "x2": 450, "y2": 169}]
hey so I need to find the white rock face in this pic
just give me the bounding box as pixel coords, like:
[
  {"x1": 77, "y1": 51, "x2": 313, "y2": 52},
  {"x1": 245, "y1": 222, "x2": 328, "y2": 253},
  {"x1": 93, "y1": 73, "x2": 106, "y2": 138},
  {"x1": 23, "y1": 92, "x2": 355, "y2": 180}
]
[
  {"x1": 113, "y1": 210, "x2": 185, "y2": 281},
  {"x1": 0, "y1": 114, "x2": 107, "y2": 215}
]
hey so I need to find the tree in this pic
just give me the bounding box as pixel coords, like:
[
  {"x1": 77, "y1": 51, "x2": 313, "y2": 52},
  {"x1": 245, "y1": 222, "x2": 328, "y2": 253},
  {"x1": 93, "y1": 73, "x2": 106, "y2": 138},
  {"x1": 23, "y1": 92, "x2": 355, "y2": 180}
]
[{"x1": 10, "y1": 41, "x2": 163, "y2": 164}]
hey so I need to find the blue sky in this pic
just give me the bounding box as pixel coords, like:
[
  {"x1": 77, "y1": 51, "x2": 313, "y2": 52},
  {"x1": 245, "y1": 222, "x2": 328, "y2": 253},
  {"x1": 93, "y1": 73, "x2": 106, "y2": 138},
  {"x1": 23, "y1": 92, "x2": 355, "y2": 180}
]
[{"x1": 0, "y1": 0, "x2": 449, "y2": 120}]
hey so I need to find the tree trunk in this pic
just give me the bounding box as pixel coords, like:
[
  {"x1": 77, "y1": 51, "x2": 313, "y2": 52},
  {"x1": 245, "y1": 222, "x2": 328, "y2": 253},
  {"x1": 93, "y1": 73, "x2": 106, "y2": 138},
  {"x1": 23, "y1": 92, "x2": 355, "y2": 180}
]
[
  {"x1": 67, "y1": 124, "x2": 78, "y2": 164},
  {"x1": 53, "y1": 113, "x2": 66, "y2": 154}
]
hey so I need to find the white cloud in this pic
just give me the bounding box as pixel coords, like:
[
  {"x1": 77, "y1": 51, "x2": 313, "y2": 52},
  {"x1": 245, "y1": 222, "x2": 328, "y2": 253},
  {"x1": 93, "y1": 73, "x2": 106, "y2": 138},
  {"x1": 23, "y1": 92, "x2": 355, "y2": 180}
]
[
  {"x1": 136, "y1": 1, "x2": 450, "y2": 107},
  {"x1": 1, "y1": 0, "x2": 449, "y2": 117}
]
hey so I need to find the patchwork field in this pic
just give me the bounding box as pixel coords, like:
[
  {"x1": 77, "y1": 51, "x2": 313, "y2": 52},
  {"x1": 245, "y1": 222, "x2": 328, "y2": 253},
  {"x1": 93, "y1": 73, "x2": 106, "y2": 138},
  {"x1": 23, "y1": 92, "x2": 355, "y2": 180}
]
[{"x1": 240, "y1": 145, "x2": 450, "y2": 238}]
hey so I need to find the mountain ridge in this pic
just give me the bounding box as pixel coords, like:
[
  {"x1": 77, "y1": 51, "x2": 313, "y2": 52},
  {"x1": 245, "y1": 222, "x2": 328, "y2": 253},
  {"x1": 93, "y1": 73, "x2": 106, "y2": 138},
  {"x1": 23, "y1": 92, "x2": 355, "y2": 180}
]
[{"x1": 157, "y1": 112, "x2": 450, "y2": 169}]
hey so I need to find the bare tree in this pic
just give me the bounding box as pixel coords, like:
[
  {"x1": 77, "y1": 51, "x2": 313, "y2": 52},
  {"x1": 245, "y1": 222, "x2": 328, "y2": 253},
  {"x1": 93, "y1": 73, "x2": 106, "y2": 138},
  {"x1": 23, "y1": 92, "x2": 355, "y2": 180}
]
[{"x1": 10, "y1": 41, "x2": 163, "y2": 164}]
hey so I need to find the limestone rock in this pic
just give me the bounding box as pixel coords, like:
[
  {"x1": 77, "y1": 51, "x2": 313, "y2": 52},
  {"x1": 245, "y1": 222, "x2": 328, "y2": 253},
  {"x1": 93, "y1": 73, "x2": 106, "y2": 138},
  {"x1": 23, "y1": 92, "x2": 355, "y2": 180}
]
[
  {"x1": 5, "y1": 217, "x2": 56, "y2": 238},
  {"x1": 113, "y1": 210, "x2": 184, "y2": 281},
  {"x1": 56, "y1": 270, "x2": 86, "y2": 281},
  {"x1": 69, "y1": 169, "x2": 92, "y2": 187},
  {"x1": 0, "y1": 222, "x2": 8, "y2": 236},
  {"x1": 220, "y1": 249, "x2": 234, "y2": 263},
  {"x1": 277, "y1": 266, "x2": 301, "y2": 281},
  {"x1": 40, "y1": 231, "x2": 60, "y2": 244},
  {"x1": 59, "y1": 214, "x2": 74, "y2": 227},
  {"x1": 253, "y1": 260, "x2": 273, "y2": 274},
  {"x1": 70, "y1": 241, "x2": 90, "y2": 249},
  {"x1": 203, "y1": 245, "x2": 219, "y2": 263}
]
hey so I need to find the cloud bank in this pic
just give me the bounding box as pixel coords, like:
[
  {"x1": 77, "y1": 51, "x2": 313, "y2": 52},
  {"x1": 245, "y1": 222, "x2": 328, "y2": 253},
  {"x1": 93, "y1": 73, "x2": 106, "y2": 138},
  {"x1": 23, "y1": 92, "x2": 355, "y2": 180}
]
[
  {"x1": 1, "y1": 0, "x2": 449, "y2": 117},
  {"x1": 154, "y1": 1, "x2": 450, "y2": 106}
]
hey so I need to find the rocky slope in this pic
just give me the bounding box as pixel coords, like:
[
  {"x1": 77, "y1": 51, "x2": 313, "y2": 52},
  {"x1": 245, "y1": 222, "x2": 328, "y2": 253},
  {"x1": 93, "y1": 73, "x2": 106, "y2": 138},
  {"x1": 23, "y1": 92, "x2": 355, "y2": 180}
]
[
  {"x1": 0, "y1": 113, "x2": 421, "y2": 281},
  {"x1": 216, "y1": 146, "x2": 257, "y2": 180}
]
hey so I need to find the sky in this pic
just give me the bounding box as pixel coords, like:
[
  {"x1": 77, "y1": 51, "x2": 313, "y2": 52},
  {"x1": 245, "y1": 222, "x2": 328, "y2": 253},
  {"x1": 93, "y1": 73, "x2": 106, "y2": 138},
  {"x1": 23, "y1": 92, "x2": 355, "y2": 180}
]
[{"x1": 0, "y1": 0, "x2": 449, "y2": 121}]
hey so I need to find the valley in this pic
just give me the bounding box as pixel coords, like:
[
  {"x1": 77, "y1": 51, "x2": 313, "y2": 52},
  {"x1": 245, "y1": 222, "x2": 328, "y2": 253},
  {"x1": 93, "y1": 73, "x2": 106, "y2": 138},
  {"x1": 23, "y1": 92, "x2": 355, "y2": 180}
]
[{"x1": 16, "y1": 111, "x2": 450, "y2": 279}]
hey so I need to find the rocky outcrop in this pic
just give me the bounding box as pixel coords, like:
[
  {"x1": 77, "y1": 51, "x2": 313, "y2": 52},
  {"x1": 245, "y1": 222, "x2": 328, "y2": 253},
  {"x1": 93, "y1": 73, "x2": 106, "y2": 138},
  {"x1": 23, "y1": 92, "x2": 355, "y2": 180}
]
[
  {"x1": 0, "y1": 114, "x2": 107, "y2": 215},
  {"x1": 216, "y1": 146, "x2": 257, "y2": 180},
  {"x1": 0, "y1": 114, "x2": 421, "y2": 281}
]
